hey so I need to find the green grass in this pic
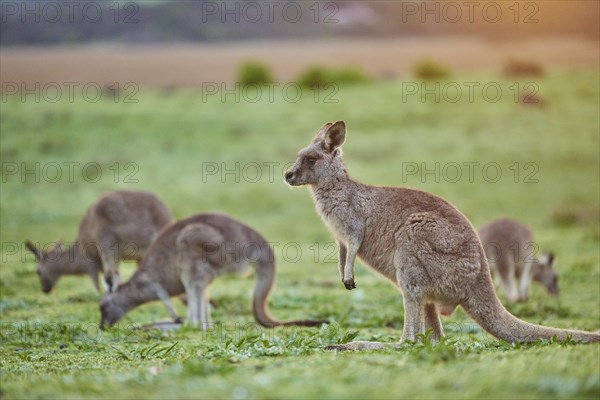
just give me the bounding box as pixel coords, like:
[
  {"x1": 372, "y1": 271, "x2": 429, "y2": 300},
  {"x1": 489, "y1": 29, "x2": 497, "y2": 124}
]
[{"x1": 1, "y1": 70, "x2": 599, "y2": 399}]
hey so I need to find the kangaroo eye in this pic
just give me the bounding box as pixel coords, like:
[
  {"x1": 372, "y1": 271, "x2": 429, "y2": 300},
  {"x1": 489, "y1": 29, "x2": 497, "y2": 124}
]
[{"x1": 305, "y1": 158, "x2": 318, "y2": 166}]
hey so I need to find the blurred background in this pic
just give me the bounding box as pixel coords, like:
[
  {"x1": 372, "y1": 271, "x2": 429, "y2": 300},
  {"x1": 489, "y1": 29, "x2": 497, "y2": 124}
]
[
  {"x1": 1, "y1": 1, "x2": 599, "y2": 86},
  {"x1": 2, "y1": 0, "x2": 598, "y2": 230},
  {"x1": 1, "y1": 1, "x2": 599, "y2": 398}
]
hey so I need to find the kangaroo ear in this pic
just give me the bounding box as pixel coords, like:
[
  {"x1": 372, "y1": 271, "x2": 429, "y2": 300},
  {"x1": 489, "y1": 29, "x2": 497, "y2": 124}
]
[
  {"x1": 314, "y1": 122, "x2": 334, "y2": 141},
  {"x1": 25, "y1": 240, "x2": 41, "y2": 261},
  {"x1": 323, "y1": 121, "x2": 346, "y2": 153},
  {"x1": 540, "y1": 252, "x2": 555, "y2": 267}
]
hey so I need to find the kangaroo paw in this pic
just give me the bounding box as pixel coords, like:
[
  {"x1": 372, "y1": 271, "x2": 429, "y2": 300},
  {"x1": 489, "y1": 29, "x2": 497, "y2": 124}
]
[{"x1": 343, "y1": 279, "x2": 356, "y2": 290}]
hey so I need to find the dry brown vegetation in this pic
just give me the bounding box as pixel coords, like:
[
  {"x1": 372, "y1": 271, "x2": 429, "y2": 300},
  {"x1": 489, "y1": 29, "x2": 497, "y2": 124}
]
[{"x1": 1, "y1": 36, "x2": 598, "y2": 88}]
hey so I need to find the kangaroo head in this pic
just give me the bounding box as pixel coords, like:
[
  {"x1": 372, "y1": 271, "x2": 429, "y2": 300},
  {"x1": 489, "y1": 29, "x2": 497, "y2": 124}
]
[
  {"x1": 532, "y1": 252, "x2": 559, "y2": 296},
  {"x1": 285, "y1": 120, "x2": 347, "y2": 187},
  {"x1": 99, "y1": 293, "x2": 126, "y2": 329},
  {"x1": 25, "y1": 240, "x2": 68, "y2": 293}
]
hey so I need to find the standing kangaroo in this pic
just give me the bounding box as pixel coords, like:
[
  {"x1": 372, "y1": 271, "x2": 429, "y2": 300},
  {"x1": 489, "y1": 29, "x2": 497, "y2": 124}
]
[
  {"x1": 100, "y1": 213, "x2": 326, "y2": 329},
  {"x1": 284, "y1": 121, "x2": 599, "y2": 348},
  {"x1": 479, "y1": 218, "x2": 558, "y2": 303},
  {"x1": 26, "y1": 190, "x2": 172, "y2": 293}
]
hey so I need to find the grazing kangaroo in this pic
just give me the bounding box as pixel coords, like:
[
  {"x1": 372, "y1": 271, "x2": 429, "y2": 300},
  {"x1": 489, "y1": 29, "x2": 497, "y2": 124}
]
[
  {"x1": 284, "y1": 120, "x2": 599, "y2": 348},
  {"x1": 26, "y1": 190, "x2": 172, "y2": 293},
  {"x1": 479, "y1": 218, "x2": 558, "y2": 302},
  {"x1": 100, "y1": 213, "x2": 327, "y2": 329}
]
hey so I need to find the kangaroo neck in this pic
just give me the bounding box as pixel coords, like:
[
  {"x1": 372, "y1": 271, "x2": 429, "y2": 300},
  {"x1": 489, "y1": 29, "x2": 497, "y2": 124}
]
[
  {"x1": 54, "y1": 242, "x2": 91, "y2": 275},
  {"x1": 309, "y1": 173, "x2": 354, "y2": 203},
  {"x1": 75, "y1": 240, "x2": 100, "y2": 273},
  {"x1": 311, "y1": 175, "x2": 368, "y2": 233},
  {"x1": 117, "y1": 277, "x2": 157, "y2": 311}
]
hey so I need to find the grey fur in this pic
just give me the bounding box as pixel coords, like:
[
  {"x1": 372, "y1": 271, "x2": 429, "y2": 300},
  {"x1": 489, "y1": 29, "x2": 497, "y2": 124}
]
[
  {"x1": 479, "y1": 218, "x2": 559, "y2": 302},
  {"x1": 25, "y1": 190, "x2": 172, "y2": 293},
  {"x1": 100, "y1": 213, "x2": 326, "y2": 329},
  {"x1": 285, "y1": 121, "x2": 598, "y2": 347}
]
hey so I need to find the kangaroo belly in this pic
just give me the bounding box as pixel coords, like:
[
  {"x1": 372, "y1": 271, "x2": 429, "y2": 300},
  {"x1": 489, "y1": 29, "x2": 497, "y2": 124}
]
[
  {"x1": 436, "y1": 303, "x2": 457, "y2": 316},
  {"x1": 357, "y1": 246, "x2": 397, "y2": 282}
]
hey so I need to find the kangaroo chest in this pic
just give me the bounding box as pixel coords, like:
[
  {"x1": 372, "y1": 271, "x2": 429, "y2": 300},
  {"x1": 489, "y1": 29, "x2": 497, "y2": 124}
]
[{"x1": 315, "y1": 200, "x2": 354, "y2": 242}]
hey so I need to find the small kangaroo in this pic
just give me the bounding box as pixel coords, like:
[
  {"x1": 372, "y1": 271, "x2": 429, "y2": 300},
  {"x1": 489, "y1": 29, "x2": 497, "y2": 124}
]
[
  {"x1": 478, "y1": 218, "x2": 558, "y2": 302},
  {"x1": 100, "y1": 213, "x2": 327, "y2": 329},
  {"x1": 26, "y1": 190, "x2": 172, "y2": 293},
  {"x1": 284, "y1": 121, "x2": 599, "y2": 348}
]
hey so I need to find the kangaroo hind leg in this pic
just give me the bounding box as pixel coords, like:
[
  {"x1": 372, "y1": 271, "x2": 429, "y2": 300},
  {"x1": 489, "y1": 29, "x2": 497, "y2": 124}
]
[{"x1": 424, "y1": 303, "x2": 443, "y2": 342}]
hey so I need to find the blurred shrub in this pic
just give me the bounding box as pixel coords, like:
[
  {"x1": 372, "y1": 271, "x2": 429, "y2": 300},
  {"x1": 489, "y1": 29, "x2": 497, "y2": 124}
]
[
  {"x1": 519, "y1": 92, "x2": 547, "y2": 108},
  {"x1": 552, "y1": 204, "x2": 598, "y2": 227},
  {"x1": 504, "y1": 59, "x2": 545, "y2": 77},
  {"x1": 297, "y1": 66, "x2": 371, "y2": 88},
  {"x1": 412, "y1": 58, "x2": 451, "y2": 80},
  {"x1": 238, "y1": 61, "x2": 274, "y2": 86}
]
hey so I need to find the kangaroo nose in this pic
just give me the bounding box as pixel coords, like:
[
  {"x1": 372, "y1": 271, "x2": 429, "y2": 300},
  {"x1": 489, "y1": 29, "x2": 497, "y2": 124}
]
[{"x1": 285, "y1": 171, "x2": 294, "y2": 182}]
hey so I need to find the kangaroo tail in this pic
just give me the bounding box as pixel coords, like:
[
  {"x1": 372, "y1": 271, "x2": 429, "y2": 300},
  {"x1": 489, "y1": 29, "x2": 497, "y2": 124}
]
[
  {"x1": 252, "y1": 245, "x2": 327, "y2": 328},
  {"x1": 462, "y1": 267, "x2": 599, "y2": 343}
]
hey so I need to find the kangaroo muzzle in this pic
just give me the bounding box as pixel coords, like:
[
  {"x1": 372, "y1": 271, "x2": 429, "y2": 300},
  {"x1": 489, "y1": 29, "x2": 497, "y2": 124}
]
[{"x1": 284, "y1": 170, "x2": 298, "y2": 185}]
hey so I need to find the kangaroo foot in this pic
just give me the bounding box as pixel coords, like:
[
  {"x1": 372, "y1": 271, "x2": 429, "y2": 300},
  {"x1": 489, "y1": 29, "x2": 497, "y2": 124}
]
[{"x1": 343, "y1": 279, "x2": 356, "y2": 290}]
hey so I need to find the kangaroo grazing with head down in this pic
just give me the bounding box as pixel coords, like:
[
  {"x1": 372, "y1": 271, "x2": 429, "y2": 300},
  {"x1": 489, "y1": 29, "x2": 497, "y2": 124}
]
[
  {"x1": 284, "y1": 121, "x2": 599, "y2": 349},
  {"x1": 479, "y1": 218, "x2": 558, "y2": 303},
  {"x1": 26, "y1": 190, "x2": 172, "y2": 294},
  {"x1": 100, "y1": 213, "x2": 327, "y2": 329}
]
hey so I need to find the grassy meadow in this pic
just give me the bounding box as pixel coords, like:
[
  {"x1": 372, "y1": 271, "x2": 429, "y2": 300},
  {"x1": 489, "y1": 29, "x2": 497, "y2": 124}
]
[{"x1": 1, "y1": 69, "x2": 599, "y2": 399}]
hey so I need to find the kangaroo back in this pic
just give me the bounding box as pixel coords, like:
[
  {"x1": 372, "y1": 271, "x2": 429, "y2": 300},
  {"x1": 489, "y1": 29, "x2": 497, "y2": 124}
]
[{"x1": 80, "y1": 190, "x2": 173, "y2": 261}]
